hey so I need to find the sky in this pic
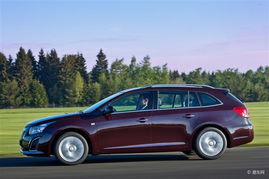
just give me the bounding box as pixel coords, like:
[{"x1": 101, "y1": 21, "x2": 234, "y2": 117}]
[{"x1": 0, "y1": 0, "x2": 268, "y2": 73}]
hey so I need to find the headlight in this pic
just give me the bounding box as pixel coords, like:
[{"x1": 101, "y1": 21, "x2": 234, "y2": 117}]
[{"x1": 29, "y1": 123, "x2": 50, "y2": 135}]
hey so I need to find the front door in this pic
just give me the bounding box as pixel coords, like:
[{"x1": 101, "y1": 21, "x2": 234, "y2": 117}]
[{"x1": 96, "y1": 91, "x2": 154, "y2": 153}]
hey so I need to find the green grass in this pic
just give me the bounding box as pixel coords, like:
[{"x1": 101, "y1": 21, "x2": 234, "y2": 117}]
[
  {"x1": 0, "y1": 102, "x2": 268, "y2": 156},
  {"x1": 244, "y1": 102, "x2": 269, "y2": 146},
  {"x1": 0, "y1": 107, "x2": 85, "y2": 156}
]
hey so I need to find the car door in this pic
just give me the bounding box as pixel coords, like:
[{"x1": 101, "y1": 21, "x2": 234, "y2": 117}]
[
  {"x1": 96, "y1": 91, "x2": 154, "y2": 153},
  {"x1": 150, "y1": 90, "x2": 200, "y2": 151}
]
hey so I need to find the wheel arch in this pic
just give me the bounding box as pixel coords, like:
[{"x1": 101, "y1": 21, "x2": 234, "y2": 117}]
[
  {"x1": 191, "y1": 124, "x2": 231, "y2": 149},
  {"x1": 50, "y1": 128, "x2": 93, "y2": 155}
]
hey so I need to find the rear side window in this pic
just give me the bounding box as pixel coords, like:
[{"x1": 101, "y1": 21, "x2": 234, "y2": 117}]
[
  {"x1": 198, "y1": 92, "x2": 221, "y2": 106},
  {"x1": 158, "y1": 91, "x2": 199, "y2": 109},
  {"x1": 159, "y1": 93, "x2": 175, "y2": 109},
  {"x1": 189, "y1": 92, "x2": 200, "y2": 107}
]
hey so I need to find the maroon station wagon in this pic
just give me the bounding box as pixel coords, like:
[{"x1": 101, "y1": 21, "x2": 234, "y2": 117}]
[{"x1": 20, "y1": 84, "x2": 254, "y2": 165}]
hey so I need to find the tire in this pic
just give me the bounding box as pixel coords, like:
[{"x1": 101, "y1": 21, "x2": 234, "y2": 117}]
[
  {"x1": 54, "y1": 132, "x2": 89, "y2": 165},
  {"x1": 194, "y1": 127, "x2": 227, "y2": 160}
]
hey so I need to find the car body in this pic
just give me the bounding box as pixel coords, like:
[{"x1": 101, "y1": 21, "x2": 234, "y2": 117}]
[{"x1": 20, "y1": 84, "x2": 254, "y2": 165}]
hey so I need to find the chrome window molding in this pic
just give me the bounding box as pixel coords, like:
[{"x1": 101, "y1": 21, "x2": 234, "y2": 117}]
[
  {"x1": 110, "y1": 89, "x2": 223, "y2": 114},
  {"x1": 111, "y1": 103, "x2": 223, "y2": 114}
]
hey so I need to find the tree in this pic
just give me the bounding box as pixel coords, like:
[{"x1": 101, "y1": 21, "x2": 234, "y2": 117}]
[
  {"x1": 214, "y1": 69, "x2": 247, "y2": 101},
  {"x1": 1, "y1": 48, "x2": 269, "y2": 108},
  {"x1": 75, "y1": 53, "x2": 89, "y2": 84},
  {"x1": 82, "y1": 82, "x2": 101, "y2": 105},
  {"x1": 30, "y1": 80, "x2": 48, "y2": 107},
  {"x1": 0, "y1": 80, "x2": 21, "y2": 108},
  {"x1": 38, "y1": 49, "x2": 60, "y2": 105},
  {"x1": 27, "y1": 49, "x2": 38, "y2": 80},
  {"x1": 73, "y1": 72, "x2": 85, "y2": 105},
  {"x1": 186, "y1": 68, "x2": 204, "y2": 84},
  {"x1": 169, "y1": 70, "x2": 180, "y2": 81},
  {"x1": 7, "y1": 55, "x2": 16, "y2": 80},
  {"x1": 37, "y1": 49, "x2": 46, "y2": 80},
  {"x1": 15, "y1": 47, "x2": 33, "y2": 106},
  {"x1": 59, "y1": 55, "x2": 85, "y2": 106},
  {"x1": 91, "y1": 49, "x2": 108, "y2": 83},
  {"x1": 0, "y1": 52, "x2": 9, "y2": 82}
]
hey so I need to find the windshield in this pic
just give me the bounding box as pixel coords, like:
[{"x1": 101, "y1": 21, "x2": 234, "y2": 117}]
[{"x1": 83, "y1": 92, "x2": 123, "y2": 113}]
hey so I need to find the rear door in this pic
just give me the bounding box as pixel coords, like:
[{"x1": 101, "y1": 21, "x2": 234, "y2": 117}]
[{"x1": 150, "y1": 90, "x2": 200, "y2": 150}]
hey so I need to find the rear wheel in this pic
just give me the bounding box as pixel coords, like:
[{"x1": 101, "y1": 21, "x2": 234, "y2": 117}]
[
  {"x1": 54, "y1": 132, "x2": 89, "y2": 165},
  {"x1": 194, "y1": 127, "x2": 227, "y2": 160}
]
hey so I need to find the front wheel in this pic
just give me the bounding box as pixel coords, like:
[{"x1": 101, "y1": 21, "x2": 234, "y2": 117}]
[
  {"x1": 194, "y1": 127, "x2": 227, "y2": 160},
  {"x1": 54, "y1": 132, "x2": 89, "y2": 165}
]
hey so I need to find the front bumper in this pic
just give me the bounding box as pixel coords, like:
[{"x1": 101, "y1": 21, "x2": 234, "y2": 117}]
[
  {"x1": 19, "y1": 128, "x2": 52, "y2": 156},
  {"x1": 20, "y1": 149, "x2": 45, "y2": 156}
]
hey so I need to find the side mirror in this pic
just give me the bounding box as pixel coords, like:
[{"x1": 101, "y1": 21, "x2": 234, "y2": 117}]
[{"x1": 103, "y1": 105, "x2": 116, "y2": 115}]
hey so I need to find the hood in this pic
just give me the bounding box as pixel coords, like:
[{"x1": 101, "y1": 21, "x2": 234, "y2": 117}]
[{"x1": 26, "y1": 112, "x2": 81, "y2": 127}]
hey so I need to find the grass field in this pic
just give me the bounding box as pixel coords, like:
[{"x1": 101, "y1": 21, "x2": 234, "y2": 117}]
[{"x1": 0, "y1": 102, "x2": 268, "y2": 156}]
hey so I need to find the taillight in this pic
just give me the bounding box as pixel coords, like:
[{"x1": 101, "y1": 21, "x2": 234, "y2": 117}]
[{"x1": 233, "y1": 107, "x2": 249, "y2": 118}]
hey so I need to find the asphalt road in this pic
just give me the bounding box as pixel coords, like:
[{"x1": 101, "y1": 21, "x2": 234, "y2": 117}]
[{"x1": 0, "y1": 147, "x2": 268, "y2": 179}]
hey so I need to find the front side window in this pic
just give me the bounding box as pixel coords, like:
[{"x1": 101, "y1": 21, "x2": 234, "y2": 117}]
[
  {"x1": 110, "y1": 92, "x2": 153, "y2": 112},
  {"x1": 198, "y1": 92, "x2": 221, "y2": 106}
]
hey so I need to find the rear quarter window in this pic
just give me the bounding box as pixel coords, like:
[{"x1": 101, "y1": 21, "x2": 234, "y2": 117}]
[
  {"x1": 226, "y1": 92, "x2": 243, "y2": 103},
  {"x1": 198, "y1": 92, "x2": 221, "y2": 106}
]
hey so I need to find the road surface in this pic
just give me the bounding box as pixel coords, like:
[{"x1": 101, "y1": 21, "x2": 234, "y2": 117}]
[{"x1": 0, "y1": 147, "x2": 268, "y2": 179}]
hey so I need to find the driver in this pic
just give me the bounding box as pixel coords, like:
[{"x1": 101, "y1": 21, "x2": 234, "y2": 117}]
[{"x1": 138, "y1": 95, "x2": 149, "y2": 110}]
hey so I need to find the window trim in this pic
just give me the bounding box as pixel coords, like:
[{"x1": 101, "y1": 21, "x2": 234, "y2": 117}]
[
  {"x1": 111, "y1": 102, "x2": 223, "y2": 114},
  {"x1": 108, "y1": 90, "x2": 223, "y2": 115}
]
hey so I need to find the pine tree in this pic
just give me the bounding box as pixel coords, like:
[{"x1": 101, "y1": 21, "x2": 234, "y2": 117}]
[
  {"x1": 7, "y1": 55, "x2": 16, "y2": 80},
  {"x1": 0, "y1": 52, "x2": 10, "y2": 108},
  {"x1": 15, "y1": 47, "x2": 33, "y2": 106},
  {"x1": 59, "y1": 55, "x2": 85, "y2": 106},
  {"x1": 82, "y1": 82, "x2": 101, "y2": 105},
  {"x1": 75, "y1": 53, "x2": 89, "y2": 84},
  {"x1": 0, "y1": 52, "x2": 9, "y2": 82},
  {"x1": 91, "y1": 49, "x2": 108, "y2": 83},
  {"x1": 38, "y1": 49, "x2": 60, "y2": 105},
  {"x1": 27, "y1": 49, "x2": 38, "y2": 80}
]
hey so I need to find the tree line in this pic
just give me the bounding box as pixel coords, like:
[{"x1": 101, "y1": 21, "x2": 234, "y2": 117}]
[{"x1": 0, "y1": 47, "x2": 268, "y2": 108}]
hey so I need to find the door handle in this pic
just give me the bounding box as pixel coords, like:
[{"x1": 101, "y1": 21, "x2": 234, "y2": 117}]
[
  {"x1": 184, "y1": 114, "x2": 195, "y2": 118},
  {"x1": 138, "y1": 118, "x2": 148, "y2": 123}
]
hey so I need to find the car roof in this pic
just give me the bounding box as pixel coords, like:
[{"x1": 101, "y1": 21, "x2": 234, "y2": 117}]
[
  {"x1": 120, "y1": 84, "x2": 229, "y2": 94},
  {"x1": 143, "y1": 84, "x2": 215, "y2": 89}
]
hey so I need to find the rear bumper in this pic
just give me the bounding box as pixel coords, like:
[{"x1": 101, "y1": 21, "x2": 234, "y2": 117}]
[{"x1": 229, "y1": 121, "x2": 254, "y2": 147}]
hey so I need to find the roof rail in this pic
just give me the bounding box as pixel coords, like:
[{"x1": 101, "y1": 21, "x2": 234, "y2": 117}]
[{"x1": 148, "y1": 84, "x2": 215, "y2": 89}]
